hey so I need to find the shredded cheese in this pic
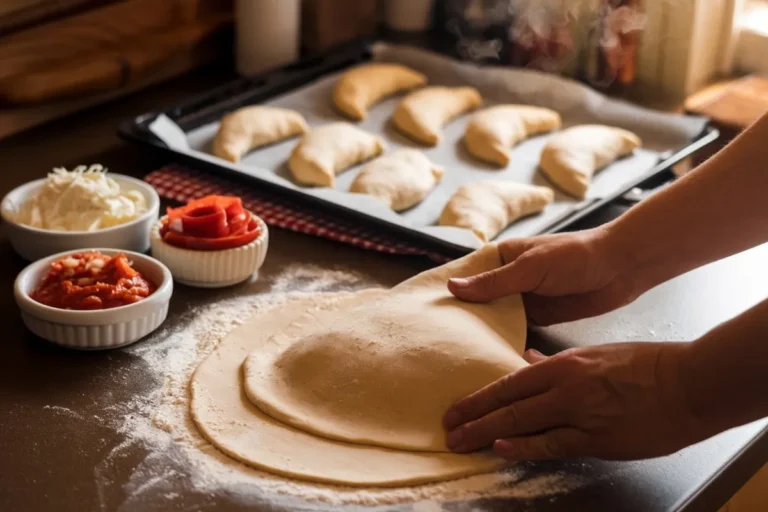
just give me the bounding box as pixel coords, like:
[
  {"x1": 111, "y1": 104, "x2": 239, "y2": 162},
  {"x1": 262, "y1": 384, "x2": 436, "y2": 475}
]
[{"x1": 10, "y1": 165, "x2": 148, "y2": 232}]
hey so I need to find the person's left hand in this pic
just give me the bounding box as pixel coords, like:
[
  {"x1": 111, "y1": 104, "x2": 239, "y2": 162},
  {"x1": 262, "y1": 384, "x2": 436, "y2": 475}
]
[{"x1": 442, "y1": 342, "x2": 705, "y2": 461}]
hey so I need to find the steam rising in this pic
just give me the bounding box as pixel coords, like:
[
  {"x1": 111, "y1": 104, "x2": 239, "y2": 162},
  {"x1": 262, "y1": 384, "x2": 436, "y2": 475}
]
[{"x1": 447, "y1": 0, "x2": 647, "y2": 84}]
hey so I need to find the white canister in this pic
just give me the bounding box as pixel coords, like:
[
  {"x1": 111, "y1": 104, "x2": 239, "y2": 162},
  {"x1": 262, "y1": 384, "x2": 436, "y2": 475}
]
[
  {"x1": 235, "y1": 0, "x2": 301, "y2": 76},
  {"x1": 384, "y1": 0, "x2": 435, "y2": 32}
]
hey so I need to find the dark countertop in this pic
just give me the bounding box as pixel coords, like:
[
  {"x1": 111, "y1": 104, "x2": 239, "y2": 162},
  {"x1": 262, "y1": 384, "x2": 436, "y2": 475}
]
[{"x1": 0, "y1": 61, "x2": 766, "y2": 512}]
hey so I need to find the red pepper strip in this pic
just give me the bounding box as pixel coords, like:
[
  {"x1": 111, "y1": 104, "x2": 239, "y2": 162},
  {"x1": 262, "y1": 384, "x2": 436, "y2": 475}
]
[
  {"x1": 179, "y1": 204, "x2": 229, "y2": 238},
  {"x1": 162, "y1": 217, "x2": 260, "y2": 251},
  {"x1": 227, "y1": 211, "x2": 250, "y2": 236},
  {"x1": 168, "y1": 196, "x2": 243, "y2": 225}
]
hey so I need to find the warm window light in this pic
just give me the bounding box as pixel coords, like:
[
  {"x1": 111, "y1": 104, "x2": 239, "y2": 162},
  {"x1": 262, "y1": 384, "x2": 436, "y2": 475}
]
[{"x1": 742, "y1": 1, "x2": 768, "y2": 35}]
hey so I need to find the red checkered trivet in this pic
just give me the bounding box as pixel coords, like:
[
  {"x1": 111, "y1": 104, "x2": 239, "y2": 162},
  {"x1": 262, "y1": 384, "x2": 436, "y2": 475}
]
[{"x1": 144, "y1": 165, "x2": 452, "y2": 263}]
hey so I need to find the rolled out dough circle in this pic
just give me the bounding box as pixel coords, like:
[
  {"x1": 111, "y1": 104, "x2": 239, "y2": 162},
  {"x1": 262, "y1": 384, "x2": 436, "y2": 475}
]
[
  {"x1": 190, "y1": 291, "x2": 506, "y2": 487},
  {"x1": 242, "y1": 255, "x2": 528, "y2": 452}
]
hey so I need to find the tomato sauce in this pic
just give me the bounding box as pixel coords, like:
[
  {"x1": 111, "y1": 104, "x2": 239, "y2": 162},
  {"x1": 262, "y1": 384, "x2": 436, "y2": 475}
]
[
  {"x1": 159, "y1": 195, "x2": 261, "y2": 251},
  {"x1": 31, "y1": 251, "x2": 157, "y2": 310}
]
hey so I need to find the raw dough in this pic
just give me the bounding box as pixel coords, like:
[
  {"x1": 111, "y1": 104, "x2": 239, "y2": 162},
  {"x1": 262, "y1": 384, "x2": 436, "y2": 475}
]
[
  {"x1": 191, "y1": 243, "x2": 527, "y2": 486},
  {"x1": 288, "y1": 122, "x2": 386, "y2": 187},
  {"x1": 333, "y1": 63, "x2": 427, "y2": 121},
  {"x1": 440, "y1": 181, "x2": 554, "y2": 242},
  {"x1": 212, "y1": 106, "x2": 308, "y2": 163},
  {"x1": 464, "y1": 105, "x2": 561, "y2": 167},
  {"x1": 349, "y1": 149, "x2": 444, "y2": 211},
  {"x1": 392, "y1": 86, "x2": 482, "y2": 146},
  {"x1": 539, "y1": 124, "x2": 641, "y2": 198}
]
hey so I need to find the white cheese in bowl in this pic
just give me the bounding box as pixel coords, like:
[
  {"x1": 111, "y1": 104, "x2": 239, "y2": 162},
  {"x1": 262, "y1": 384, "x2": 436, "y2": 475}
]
[{"x1": 8, "y1": 164, "x2": 148, "y2": 232}]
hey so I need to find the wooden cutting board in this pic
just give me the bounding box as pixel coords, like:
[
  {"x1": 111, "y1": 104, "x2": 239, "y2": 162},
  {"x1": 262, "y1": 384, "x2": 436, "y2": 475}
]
[
  {"x1": 0, "y1": 15, "x2": 230, "y2": 105},
  {"x1": 0, "y1": 0, "x2": 232, "y2": 105},
  {"x1": 684, "y1": 75, "x2": 768, "y2": 132}
]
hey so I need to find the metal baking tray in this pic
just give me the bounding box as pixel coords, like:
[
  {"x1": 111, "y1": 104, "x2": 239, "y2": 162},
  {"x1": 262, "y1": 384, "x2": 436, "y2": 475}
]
[{"x1": 118, "y1": 39, "x2": 718, "y2": 259}]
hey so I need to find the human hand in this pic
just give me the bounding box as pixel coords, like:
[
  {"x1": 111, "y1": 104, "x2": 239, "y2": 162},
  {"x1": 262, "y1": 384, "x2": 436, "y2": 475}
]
[
  {"x1": 448, "y1": 227, "x2": 644, "y2": 326},
  {"x1": 442, "y1": 342, "x2": 705, "y2": 461}
]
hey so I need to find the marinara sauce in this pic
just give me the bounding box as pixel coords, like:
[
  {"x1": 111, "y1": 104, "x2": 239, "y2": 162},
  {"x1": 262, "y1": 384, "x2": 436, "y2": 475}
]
[{"x1": 31, "y1": 251, "x2": 157, "y2": 310}]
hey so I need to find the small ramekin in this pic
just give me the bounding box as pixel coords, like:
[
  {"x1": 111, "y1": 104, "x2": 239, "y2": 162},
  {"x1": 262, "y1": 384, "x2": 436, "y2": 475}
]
[
  {"x1": 149, "y1": 214, "x2": 269, "y2": 288},
  {"x1": 1, "y1": 174, "x2": 160, "y2": 262},
  {"x1": 14, "y1": 248, "x2": 173, "y2": 350}
]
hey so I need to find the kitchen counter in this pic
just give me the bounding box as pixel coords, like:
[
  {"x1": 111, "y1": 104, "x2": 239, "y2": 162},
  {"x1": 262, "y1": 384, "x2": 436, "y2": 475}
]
[{"x1": 0, "y1": 62, "x2": 766, "y2": 512}]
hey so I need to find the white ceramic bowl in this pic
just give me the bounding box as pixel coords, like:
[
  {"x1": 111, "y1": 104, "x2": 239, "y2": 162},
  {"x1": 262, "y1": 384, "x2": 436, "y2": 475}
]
[
  {"x1": 1, "y1": 174, "x2": 160, "y2": 261},
  {"x1": 14, "y1": 248, "x2": 173, "y2": 350},
  {"x1": 150, "y1": 213, "x2": 269, "y2": 288}
]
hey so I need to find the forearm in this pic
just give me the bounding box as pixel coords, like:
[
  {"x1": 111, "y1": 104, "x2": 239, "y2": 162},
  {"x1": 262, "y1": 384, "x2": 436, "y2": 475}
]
[
  {"x1": 679, "y1": 296, "x2": 768, "y2": 438},
  {"x1": 606, "y1": 111, "x2": 768, "y2": 291}
]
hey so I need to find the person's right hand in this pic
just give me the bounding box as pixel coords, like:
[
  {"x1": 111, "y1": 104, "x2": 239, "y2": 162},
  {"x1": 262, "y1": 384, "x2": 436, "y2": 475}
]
[{"x1": 448, "y1": 226, "x2": 644, "y2": 326}]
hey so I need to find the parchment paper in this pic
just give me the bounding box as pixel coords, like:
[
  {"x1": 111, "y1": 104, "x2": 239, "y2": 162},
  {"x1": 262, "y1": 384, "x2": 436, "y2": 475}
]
[{"x1": 149, "y1": 43, "x2": 707, "y2": 251}]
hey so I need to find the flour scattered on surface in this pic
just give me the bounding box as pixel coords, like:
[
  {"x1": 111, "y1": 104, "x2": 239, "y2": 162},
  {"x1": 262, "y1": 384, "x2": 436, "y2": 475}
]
[
  {"x1": 94, "y1": 264, "x2": 584, "y2": 509},
  {"x1": 43, "y1": 405, "x2": 84, "y2": 420}
]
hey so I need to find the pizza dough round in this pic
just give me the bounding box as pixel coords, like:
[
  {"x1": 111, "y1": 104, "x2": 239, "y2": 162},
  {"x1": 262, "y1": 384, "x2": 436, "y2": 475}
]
[{"x1": 190, "y1": 243, "x2": 527, "y2": 486}]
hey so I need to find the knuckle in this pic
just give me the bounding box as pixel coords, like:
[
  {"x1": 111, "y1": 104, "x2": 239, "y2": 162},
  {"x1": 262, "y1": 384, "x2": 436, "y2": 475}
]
[
  {"x1": 448, "y1": 401, "x2": 468, "y2": 420},
  {"x1": 489, "y1": 375, "x2": 514, "y2": 408},
  {"x1": 501, "y1": 404, "x2": 520, "y2": 429},
  {"x1": 550, "y1": 348, "x2": 580, "y2": 369},
  {"x1": 480, "y1": 269, "x2": 502, "y2": 292},
  {"x1": 514, "y1": 252, "x2": 541, "y2": 277},
  {"x1": 460, "y1": 420, "x2": 491, "y2": 449},
  {"x1": 498, "y1": 241, "x2": 526, "y2": 265},
  {"x1": 541, "y1": 436, "x2": 562, "y2": 458}
]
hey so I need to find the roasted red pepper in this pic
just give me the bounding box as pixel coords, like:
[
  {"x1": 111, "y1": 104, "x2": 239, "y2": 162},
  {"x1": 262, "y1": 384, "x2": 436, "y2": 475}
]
[{"x1": 161, "y1": 195, "x2": 260, "y2": 251}]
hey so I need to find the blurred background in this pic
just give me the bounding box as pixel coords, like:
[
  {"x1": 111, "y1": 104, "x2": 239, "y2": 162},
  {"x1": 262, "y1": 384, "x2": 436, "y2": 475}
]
[{"x1": 0, "y1": 0, "x2": 766, "y2": 143}]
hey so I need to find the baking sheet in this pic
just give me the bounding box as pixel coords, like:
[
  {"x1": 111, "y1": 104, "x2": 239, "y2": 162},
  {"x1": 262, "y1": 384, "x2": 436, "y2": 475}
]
[{"x1": 148, "y1": 42, "x2": 708, "y2": 250}]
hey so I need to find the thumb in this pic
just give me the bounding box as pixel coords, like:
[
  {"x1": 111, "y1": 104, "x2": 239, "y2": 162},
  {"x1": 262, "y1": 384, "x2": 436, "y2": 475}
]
[
  {"x1": 448, "y1": 255, "x2": 543, "y2": 303},
  {"x1": 524, "y1": 348, "x2": 549, "y2": 364}
]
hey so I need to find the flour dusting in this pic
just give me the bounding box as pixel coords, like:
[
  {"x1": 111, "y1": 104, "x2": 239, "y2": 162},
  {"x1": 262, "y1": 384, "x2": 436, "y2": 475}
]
[
  {"x1": 43, "y1": 405, "x2": 84, "y2": 420},
  {"x1": 92, "y1": 263, "x2": 584, "y2": 509}
]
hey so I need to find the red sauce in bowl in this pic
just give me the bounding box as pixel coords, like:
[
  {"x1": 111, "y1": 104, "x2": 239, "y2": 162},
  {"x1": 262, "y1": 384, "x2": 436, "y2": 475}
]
[
  {"x1": 159, "y1": 195, "x2": 261, "y2": 251},
  {"x1": 31, "y1": 251, "x2": 157, "y2": 310}
]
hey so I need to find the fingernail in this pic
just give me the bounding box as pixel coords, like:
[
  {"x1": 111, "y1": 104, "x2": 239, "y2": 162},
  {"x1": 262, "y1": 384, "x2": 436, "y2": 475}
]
[
  {"x1": 443, "y1": 410, "x2": 460, "y2": 429},
  {"x1": 446, "y1": 429, "x2": 463, "y2": 449},
  {"x1": 527, "y1": 349, "x2": 543, "y2": 356},
  {"x1": 449, "y1": 277, "x2": 470, "y2": 288},
  {"x1": 494, "y1": 439, "x2": 515, "y2": 457}
]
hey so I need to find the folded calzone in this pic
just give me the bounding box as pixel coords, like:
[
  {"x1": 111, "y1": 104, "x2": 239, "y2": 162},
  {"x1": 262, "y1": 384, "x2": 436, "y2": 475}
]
[
  {"x1": 333, "y1": 63, "x2": 427, "y2": 121},
  {"x1": 392, "y1": 86, "x2": 482, "y2": 146},
  {"x1": 349, "y1": 149, "x2": 444, "y2": 211},
  {"x1": 464, "y1": 105, "x2": 561, "y2": 166},
  {"x1": 439, "y1": 181, "x2": 554, "y2": 242},
  {"x1": 213, "y1": 106, "x2": 308, "y2": 163},
  {"x1": 539, "y1": 124, "x2": 641, "y2": 198},
  {"x1": 288, "y1": 123, "x2": 386, "y2": 187}
]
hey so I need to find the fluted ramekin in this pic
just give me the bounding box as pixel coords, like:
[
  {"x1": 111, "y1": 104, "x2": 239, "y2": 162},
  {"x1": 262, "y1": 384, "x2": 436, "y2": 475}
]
[
  {"x1": 149, "y1": 214, "x2": 268, "y2": 288},
  {"x1": 14, "y1": 248, "x2": 173, "y2": 350}
]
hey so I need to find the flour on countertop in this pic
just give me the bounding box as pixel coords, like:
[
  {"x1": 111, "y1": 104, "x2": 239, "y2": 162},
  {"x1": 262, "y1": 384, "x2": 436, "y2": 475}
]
[
  {"x1": 43, "y1": 405, "x2": 85, "y2": 420},
  {"x1": 91, "y1": 263, "x2": 585, "y2": 509}
]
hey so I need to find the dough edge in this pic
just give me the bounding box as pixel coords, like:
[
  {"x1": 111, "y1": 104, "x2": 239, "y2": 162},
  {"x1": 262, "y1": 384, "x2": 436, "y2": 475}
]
[{"x1": 189, "y1": 290, "x2": 506, "y2": 487}]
